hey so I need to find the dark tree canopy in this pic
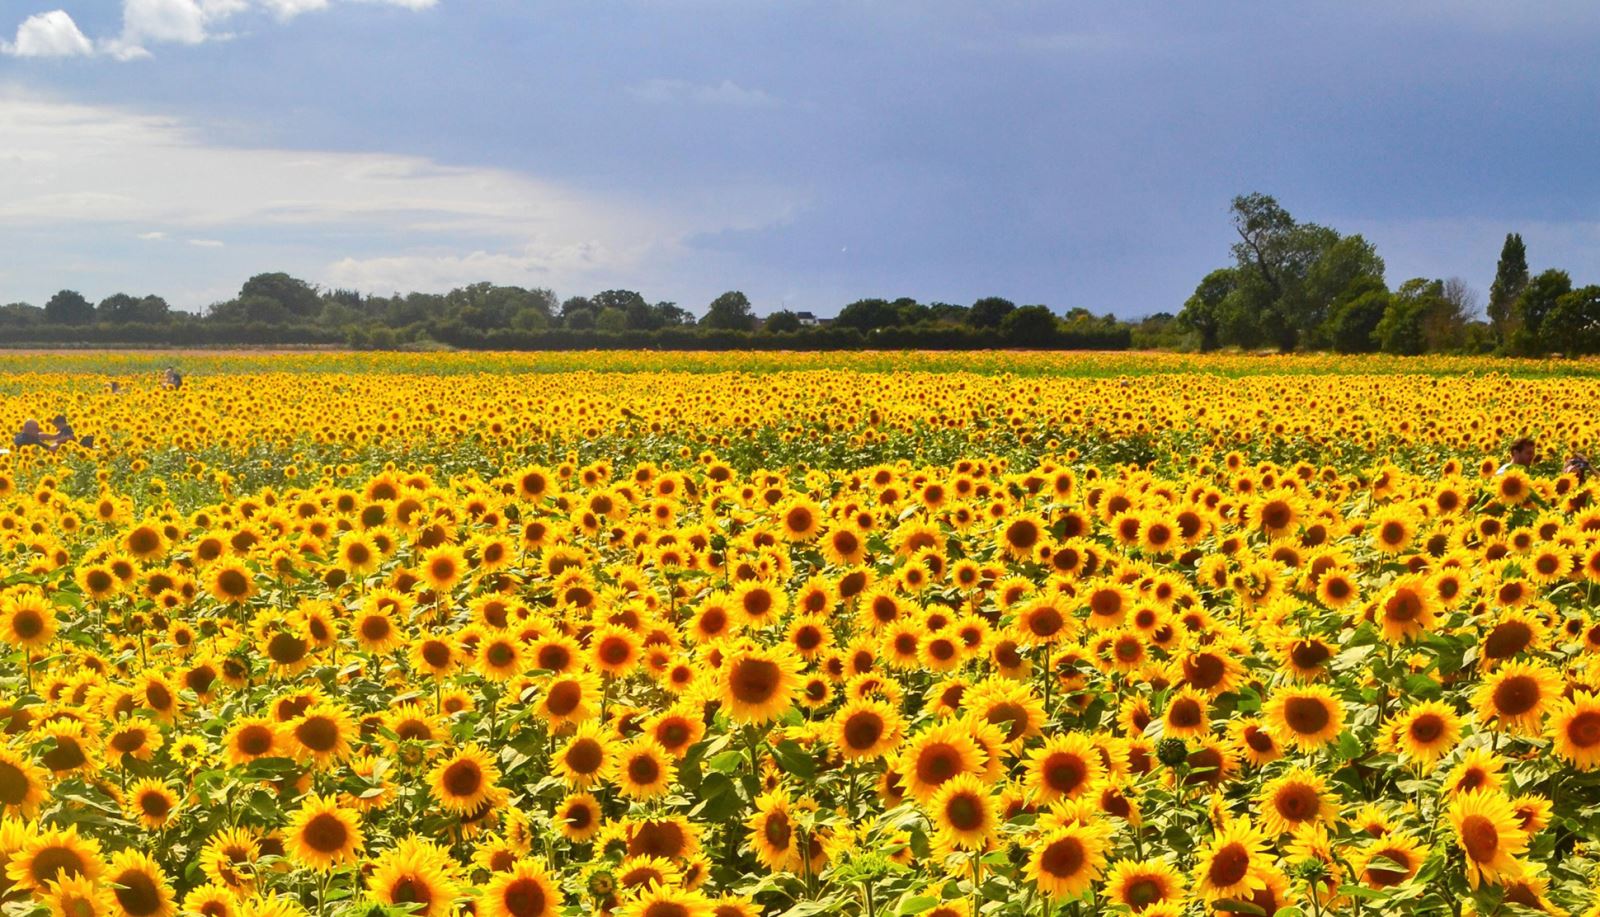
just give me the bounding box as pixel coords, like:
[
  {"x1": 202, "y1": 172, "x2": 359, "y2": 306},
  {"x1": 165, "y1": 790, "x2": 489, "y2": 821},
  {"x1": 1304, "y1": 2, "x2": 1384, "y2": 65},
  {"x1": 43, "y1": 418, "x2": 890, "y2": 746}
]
[
  {"x1": 1488, "y1": 233, "x2": 1529, "y2": 342},
  {"x1": 702, "y1": 291, "x2": 757, "y2": 331},
  {"x1": 969, "y1": 296, "x2": 1016, "y2": 329},
  {"x1": 44, "y1": 290, "x2": 95, "y2": 325}
]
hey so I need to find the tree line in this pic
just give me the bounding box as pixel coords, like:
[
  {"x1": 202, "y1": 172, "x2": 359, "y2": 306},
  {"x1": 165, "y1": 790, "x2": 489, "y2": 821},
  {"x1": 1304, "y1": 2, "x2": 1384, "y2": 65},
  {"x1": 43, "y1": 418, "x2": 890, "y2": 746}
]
[
  {"x1": 1176, "y1": 193, "x2": 1600, "y2": 355},
  {"x1": 0, "y1": 277, "x2": 1134, "y2": 350},
  {"x1": 3, "y1": 192, "x2": 1591, "y2": 354}
]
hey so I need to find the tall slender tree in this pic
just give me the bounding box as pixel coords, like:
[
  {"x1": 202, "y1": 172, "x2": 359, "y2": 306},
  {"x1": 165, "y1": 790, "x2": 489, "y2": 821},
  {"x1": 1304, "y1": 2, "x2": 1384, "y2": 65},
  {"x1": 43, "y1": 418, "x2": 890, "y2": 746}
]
[{"x1": 1487, "y1": 233, "x2": 1529, "y2": 342}]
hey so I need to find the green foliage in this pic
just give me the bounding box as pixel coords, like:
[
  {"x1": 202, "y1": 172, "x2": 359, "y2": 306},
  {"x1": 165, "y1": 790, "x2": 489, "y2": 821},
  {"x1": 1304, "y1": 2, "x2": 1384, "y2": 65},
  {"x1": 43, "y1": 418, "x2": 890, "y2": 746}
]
[
  {"x1": 703, "y1": 290, "x2": 758, "y2": 331},
  {"x1": 1488, "y1": 232, "x2": 1529, "y2": 342},
  {"x1": 44, "y1": 289, "x2": 95, "y2": 325}
]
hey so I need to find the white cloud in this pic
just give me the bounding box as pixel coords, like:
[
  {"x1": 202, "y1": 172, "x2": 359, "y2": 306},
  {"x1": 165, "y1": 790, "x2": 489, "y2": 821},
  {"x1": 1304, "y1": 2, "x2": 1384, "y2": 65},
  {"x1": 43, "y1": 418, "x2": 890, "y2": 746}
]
[
  {"x1": 136, "y1": 230, "x2": 167, "y2": 240},
  {"x1": 628, "y1": 78, "x2": 779, "y2": 108},
  {"x1": 0, "y1": 89, "x2": 798, "y2": 301},
  {"x1": 187, "y1": 238, "x2": 225, "y2": 247},
  {"x1": 2, "y1": 10, "x2": 95, "y2": 57},
  {"x1": 5, "y1": 0, "x2": 433, "y2": 59},
  {"x1": 258, "y1": 0, "x2": 329, "y2": 20}
]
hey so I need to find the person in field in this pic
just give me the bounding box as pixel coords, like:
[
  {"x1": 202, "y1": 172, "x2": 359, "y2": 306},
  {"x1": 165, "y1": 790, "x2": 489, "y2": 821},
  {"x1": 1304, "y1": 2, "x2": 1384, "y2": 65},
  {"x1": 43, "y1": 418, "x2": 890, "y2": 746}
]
[
  {"x1": 11, "y1": 417, "x2": 93, "y2": 452},
  {"x1": 1496, "y1": 437, "x2": 1535, "y2": 476}
]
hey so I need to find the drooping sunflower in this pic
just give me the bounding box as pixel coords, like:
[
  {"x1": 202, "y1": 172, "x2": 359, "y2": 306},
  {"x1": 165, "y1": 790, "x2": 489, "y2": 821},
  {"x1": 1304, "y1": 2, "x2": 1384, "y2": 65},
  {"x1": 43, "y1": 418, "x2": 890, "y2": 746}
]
[
  {"x1": 1548, "y1": 690, "x2": 1600, "y2": 769},
  {"x1": 479, "y1": 860, "x2": 561, "y2": 917},
  {"x1": 285, "y1": 794, "x2": 364, "y2": 872},
  {"x1": 430, "y1": 745, "x2": 502, "y2": 815},
  {"x1": 1473, "y1": 659, "x2": 1562, "y2": 735},
  {"x1": 1448, "y1": 790, "x2": 1528, "y2": 889},
  {"x1": 366, "y1": 837, "x2": 460, "y2": 917},
  {"x1": 1353, "y1": 833, "x2": 1427, "y2": 889},
  {"x1": 1262, "y1": 684, "x2": 1345, "y2": 751},
  {"x1": 1103, "y1": 858, "x2": 1185, "y2": 913},
  {"x1": 1161, "y1": 687, "x2": 1211, "y2": 740}
]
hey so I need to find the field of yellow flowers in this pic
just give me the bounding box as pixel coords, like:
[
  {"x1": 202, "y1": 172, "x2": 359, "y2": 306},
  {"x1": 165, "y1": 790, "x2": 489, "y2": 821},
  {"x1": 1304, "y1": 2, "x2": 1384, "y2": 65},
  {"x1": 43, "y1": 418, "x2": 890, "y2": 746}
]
[{"x1": 2, "y1": 351, "x2": 1599, "y2": 917}]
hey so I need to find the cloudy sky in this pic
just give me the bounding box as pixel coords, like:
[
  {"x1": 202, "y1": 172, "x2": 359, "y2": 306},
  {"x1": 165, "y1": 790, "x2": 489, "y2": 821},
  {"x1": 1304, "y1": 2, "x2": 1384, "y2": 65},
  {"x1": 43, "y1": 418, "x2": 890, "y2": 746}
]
[{"x1": 2, "y1": 1, "x2": 1598, "y2": 317}]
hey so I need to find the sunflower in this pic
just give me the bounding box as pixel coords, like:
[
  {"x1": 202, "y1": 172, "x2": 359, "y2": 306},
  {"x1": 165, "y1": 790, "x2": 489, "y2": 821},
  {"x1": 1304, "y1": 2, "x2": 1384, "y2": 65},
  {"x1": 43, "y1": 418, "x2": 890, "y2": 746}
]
[
  {"x1": 718, "y1": 643, "x2": 800, "y2": 725},
  {"x1": 431, "y1": 745, "x2": 502, "y2": 815},
  {"x1": 748, "y1": 792, "x2": 798, "y2": 871},
  {"x1": 556, "y1": 793, "x2": 604, "y2": 842},
  {"x1": 352, "y1": 606, "x2": 404, "y2": 655},
  {"x1": 965, "y1": 677, "x2": 1045, "y2": 748},
  {"x1": 180, "y1": 884, "x2": 239, "y2": 917},
  {"x1": 199, "y1": 828, "x2": 260, "y2": 892},
  {"x1": 479, "y1": 860, "x2": 561, "y2": 917},
  {"x1": 1228, "y1": 718, "x2": 1282, "y2": 768},
  {"x1": 0, "y1": 746, "x2": 50, "y2": 817},
  {"x1": 285, "y1": 704, "x2": 355, "y2": 768},
  {"x1": 616, "y1": 885, "x2": 713, "y2": 917},
  {"x1": 929, "y1": 773, "x2": 998, "y2": 852},
  {"x1": 899, "y1": 720, "x2": 986, "y2": 803},
  {"x1": 1375, "y1": 578, "x2": 1438, "y2": 643},
  {"x1": 1443, "y1": 748, "x2": 1506, "y2": 797},
  {"x1": 1161, "y1": 687, "x2": 1210, "y2": 740},
  {"x1": 126, "y1": 779, "x2": 181, "y2": 831},
  {"x1": 616, "y1": 739, "x2": 675, "y2": 801},
  {"x1": 1026, "y1": 822, "x2": 1108, "y2": 900},
  {"x1": 105, "y1": 848, "x2": 175, "y2": 917},
  {"x1": 1263, "y1": 684, "x2": 1345, "y2": 751},
  {"x1": 1103, "y1": 858, "x2": 1185, "y2": 913},
  {"x1": 8, "y1": 824, "x2": 104, "y2": 892},
  {"x1": 477, "y1": 631, "x2": 526, "y2": 682},
  {"x1": 1192, "y1": 819, "x2": 1270, "y2": 902},
  {"x1": 1257, "y1": 767, "x2": 1329, "y2": 836},
  {"x1": 367, "y1": 837, "x2": 460, "y2": 917},
  {"x1": 831, "y1": 698, "x2": 904, "y2": 761},
  {"x1": 1548, "y1": 690, "x2": 1600, "y2": 770},
  {"x1": 590, "y1": 625, "x2": 641, "y2": 676},
  {"x1": 1387, "y1": 701, "x2": 1461, "y2": 769},
  {"x1": 42, "y1": 873, "x2": 116, "y2": 917},
  {"x1": 285, "y1": 794, "x2": 364, "y2": 872},
  {"x1": 536, "y1": 671, "x2": 603, "y2": 728},
  {"x1": 1024, "y1": 734, "x2": 1103, "y2": 804},
  {"x1": 555, "y1": 722, "x2": 613, "y2": 789},
  {"x1": 206, "y1": 562, "x2": 255, "y2": 605},
  {"x1": 1473, "y1": 659, "x2": 1562, "y2": 735},
  {"x1": 1, "y1": 589, "x2": 57, "y2": 649},
  {"x1": 223, "y1": 718, "x2": 282, "y2": 767},
  {"x1": 1448, "y1": 790, "x2": 1528, "y2": 889},
  {"x1": 419, "y1": 544, "x2": 467, "y2": 592}
]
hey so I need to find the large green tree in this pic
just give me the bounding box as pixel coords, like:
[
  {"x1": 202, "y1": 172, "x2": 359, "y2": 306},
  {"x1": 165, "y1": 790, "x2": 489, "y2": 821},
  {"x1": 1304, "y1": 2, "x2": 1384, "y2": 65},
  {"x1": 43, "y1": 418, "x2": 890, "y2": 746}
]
[
  {"x1": 44, "y1": 289, "x2": 95, "y2": 325},
  {"x1": 702, "y1": 291, "x2": 757, "y2": 331},
  {"x1": 1487, "y1": 233, "x2": 1529, "y2": 343},
  {"x1": 1507, "y1": 269, "x2": 1573, "y2": 355}
]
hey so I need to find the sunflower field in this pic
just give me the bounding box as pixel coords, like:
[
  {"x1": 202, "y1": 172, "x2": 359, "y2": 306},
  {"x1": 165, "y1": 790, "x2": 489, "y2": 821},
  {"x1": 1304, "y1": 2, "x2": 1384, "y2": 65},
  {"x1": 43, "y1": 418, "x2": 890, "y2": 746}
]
[{"x1": 2, "y1": 352, "x2": 1600, "y2": 917}]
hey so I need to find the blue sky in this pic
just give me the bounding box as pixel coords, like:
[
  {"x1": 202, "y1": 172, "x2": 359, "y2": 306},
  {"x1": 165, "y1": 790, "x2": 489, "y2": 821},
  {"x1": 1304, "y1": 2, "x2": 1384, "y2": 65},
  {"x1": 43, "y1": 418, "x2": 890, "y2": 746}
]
[{"x1": 2, "y1": 1, "x2": 1598, "y2": 318}]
